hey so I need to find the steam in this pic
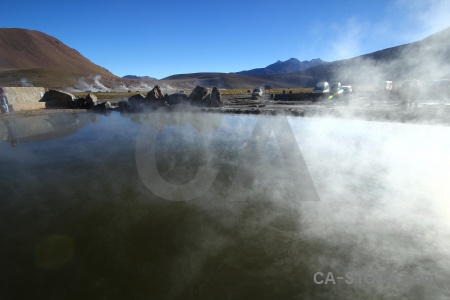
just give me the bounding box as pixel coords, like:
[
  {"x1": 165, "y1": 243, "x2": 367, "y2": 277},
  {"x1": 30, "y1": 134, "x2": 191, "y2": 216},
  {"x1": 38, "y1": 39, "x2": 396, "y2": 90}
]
[
  {"x1": 316, "y1": 0, "x2": 450, "y2": 121},
  {"x1": 20, "y1": 78, "x2": 33, "y2": 87},
  {"x1": 396, "y1": 0, "x2": 450, "y2": 40},
  {"x1": 328, "y1": 0, "x2": 450, "y2": 61},
  {"x1": 288, "y1": 118, "x2": 450, "y2": 295},
  {"x1": 116, "y1": 84, "x2": 130, "y2": 91},
  {"x1": 161, "y1": 84, "x2": 176, "y2": 94},
  {"x1": 330, "y1": 17, "x2": 369, "y2": 59},
  {"x1": 139, "y1": 114, "x2": 450, "y2": 297},
  {"x1": 135, "y1": 82, "x2": 154, "y2": 92},
  {"x1": 116, "y1": 82, "x2": 157, "y2": 93},
  {"x1": 66, "y1": 75, "x2": 109, "y2": 92},
  {"x1": 92, "y1": 75, "x2": 108, "y2": 90},
  {"x1": 64, "y1": 76, "x2": 160, "y2": 93}
]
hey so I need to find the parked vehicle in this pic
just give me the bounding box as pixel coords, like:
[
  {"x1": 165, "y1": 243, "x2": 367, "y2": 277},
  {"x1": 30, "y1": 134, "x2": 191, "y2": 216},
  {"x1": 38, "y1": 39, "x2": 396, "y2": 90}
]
[
  {"x1": 341, "y1": 85, "x2": 352, "y2": 94},
  {"x1": 378, "y1": 81, "x2": 393, "y2": 91},
  {"x1": 330, "y1": 82, "x2": 341, "y2": 94},
  {"x1": 252, "y1": 87, "x2": 263, "y2": 99},
  {"x1": 313, "y1": 82, "x2": 330, "y2": 93}
]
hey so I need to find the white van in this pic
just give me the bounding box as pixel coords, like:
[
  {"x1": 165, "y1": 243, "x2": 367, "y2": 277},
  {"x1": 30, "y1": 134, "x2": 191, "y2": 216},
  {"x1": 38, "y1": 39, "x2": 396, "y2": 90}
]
[
  {"x1": 378, "y1": 81, "x2": 393, "y2": 91},
  {"x1": 313, "y1": 82, "x2": 330, "y2": 93}
]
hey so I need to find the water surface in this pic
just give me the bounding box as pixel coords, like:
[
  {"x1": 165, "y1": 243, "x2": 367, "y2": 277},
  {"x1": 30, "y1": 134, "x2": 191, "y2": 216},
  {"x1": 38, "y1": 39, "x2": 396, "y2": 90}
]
[{"x1": 1, "y1": 111, "x2": 450, "y2": 299}]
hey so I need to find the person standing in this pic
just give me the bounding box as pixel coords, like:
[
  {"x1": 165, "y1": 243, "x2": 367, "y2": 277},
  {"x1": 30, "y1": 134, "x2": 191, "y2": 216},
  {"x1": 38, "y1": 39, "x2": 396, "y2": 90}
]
[{"x1": 0, "y1": 87, "x2": 9, "y2": 113}]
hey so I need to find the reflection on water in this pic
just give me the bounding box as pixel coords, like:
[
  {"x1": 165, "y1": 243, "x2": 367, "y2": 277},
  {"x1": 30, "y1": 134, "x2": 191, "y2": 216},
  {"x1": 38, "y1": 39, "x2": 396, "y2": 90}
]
[
  {"x1": 1, "y1": 111, "x2": 450, "y2": 299},
  {"x1": 1, "y1": 112, "x2": 98, "y2": 146}
]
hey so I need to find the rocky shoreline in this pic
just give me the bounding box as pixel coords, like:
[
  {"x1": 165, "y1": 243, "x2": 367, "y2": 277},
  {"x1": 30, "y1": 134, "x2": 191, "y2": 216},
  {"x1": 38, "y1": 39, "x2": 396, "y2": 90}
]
[
  {"x1": 2, "y1": 89, "x2": 450, "y2": 127},
  {"x1": 2, "y1": 101, "x2": 449, "y2": 127}
]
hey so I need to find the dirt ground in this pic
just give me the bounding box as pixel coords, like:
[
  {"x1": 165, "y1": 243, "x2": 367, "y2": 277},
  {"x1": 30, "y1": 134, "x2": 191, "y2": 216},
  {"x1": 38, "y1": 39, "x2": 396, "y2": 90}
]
[{"x1": 216, "y1": 93, "x2": 450, "y2": 125}]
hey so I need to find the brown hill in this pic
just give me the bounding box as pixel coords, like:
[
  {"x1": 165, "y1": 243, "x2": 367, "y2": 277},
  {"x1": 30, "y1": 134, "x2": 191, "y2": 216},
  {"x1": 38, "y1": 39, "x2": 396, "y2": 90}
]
[
  {"x1": 0, "y1": 28, "x2": 114, "y2": 76},
  {"x1": 0, "y1": 28, "x2": 125, "y2": 89}
]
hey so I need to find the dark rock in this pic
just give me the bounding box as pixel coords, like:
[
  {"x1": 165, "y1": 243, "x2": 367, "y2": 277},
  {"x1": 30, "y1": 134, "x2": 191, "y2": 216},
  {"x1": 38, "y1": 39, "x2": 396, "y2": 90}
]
[
  {"x1": 203, "y1": 94, "x2": 211, "y2": 107},
  {"x1": 128, "y1": 93, "x2": 145, "y2": 105},
  {"x1": 85, "y1": 93, "x2": 98, "y2": 108},
  {"x1": 94, "y1": 101, "x2": 111, "y2": 111},
  {"x1": 74, "y1": 93, "x2": 100, "y2": 110},
  {"x1": 40, "y1": 90, "x2": 76, "y2": 108},
  {"x1": 144, "y1": 86, "x2": 168, "y2": 109},
  {"x1": 126, "y1": 94, "x2": 146, "y2": 111},
  {"x1": 210, "y1": 87, "x2": 222, "y2": 107},
  {"x1": 119, "y1": 96, "x2": 151, "y2": 112},
  {"x1": 188, "y1": 86, "x2": 210, "y2": 107},
  {"x1": 74, "y1": 97, "x2": 86, "y2": 109},
  {"x1": 118, "y1": 100, "x2": 132, "y2": 112},
  {"x1": 167, "y1": 93, "x2": 189, "y2": 105},
  {"x1": 146, "y1": 85, "x2": 164, "y2": 101}
]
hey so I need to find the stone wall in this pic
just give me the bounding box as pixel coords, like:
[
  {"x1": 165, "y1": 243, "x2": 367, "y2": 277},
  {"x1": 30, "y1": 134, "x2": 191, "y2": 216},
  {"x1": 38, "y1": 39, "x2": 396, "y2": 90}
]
[
  {"x1": 2, "y1": 87, "x2": 47, "y2": 111},
  {"x1": 8, "y1": 102, "x2": 46, "y2": 111},
  {"x1": 3, "y1": 87, "x2": 47, "y2": 104}
]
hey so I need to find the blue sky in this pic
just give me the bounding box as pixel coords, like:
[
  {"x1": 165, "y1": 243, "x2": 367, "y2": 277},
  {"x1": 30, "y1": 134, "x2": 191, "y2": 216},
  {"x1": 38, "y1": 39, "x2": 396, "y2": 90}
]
[{"x1": 2, "y1": 0, "x2": 450, "y2": 79}]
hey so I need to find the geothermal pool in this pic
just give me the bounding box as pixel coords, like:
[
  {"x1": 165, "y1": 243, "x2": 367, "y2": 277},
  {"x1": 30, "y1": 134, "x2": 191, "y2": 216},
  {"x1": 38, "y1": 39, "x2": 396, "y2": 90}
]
[{"x1": 1, "y1": 111, "x2": 450, "y2": 299}]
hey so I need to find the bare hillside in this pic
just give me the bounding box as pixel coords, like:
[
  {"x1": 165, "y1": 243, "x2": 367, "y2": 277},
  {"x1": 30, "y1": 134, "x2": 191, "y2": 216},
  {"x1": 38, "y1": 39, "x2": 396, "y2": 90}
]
[{"x1": 0, "y1": 28, "x2": 114, "y2": 77}]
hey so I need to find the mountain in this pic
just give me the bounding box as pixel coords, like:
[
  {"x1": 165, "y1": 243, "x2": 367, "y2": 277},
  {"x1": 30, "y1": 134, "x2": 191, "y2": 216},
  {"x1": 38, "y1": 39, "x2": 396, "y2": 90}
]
[
  {"x1": 160, "y1": 72, "x2": 315, "y2": 89},
  {"x1": 2, "y1": 26, "x2": 449, "y2": 90},
  {"x1": 158, "y1": 58, "x2": 326, "y2": 89},
  {"x1": 0, "y1": 28, "x2": 119, "y2": 88},
  {"x1": 122, "y1": 75, "x2": 157, "y2": 81},
  {"x1": 237, "y1": 58, "x2": 326, "y2": 75},
  {"x1": 302, "y1": 26, "x2": 450, "y2": 84},
  {"x1": 160, "y1": 24, "x2": 450, "y2": 89},
  {"x1": 0, "y1": 28, "x2": 114, "y2": 76}
]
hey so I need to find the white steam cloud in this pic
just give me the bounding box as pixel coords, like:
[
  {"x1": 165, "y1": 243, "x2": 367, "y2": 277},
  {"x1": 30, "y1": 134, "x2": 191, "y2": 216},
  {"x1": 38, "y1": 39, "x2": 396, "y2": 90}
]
[
  {"x1": 66, "y1": 75, "x2": 109, "y2": 93},
  {"x1": 396, "y1": 0, "x2": 450, "y2": 40},
  {"x1": 328, "y1": 0, "x2": 450, "y2": 61},
  {"x1": 20, "y1": 78, "x2": 33, "y2": 87},
  {"x1": 330, "y1": 17, "x2": 369, "y2": 59}
]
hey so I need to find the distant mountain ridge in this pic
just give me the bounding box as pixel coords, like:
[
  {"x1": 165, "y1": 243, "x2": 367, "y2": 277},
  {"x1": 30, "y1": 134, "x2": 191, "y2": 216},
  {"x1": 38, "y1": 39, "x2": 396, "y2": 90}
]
[
  {"x1": 122, "y1": 75, "x2": 157, "y2": 81},
  {"x1": 236, "y1": 58, "x2": 326, "y2": 75},
  {"x1": 160, "y1": 72, "x2": 316, "y2": 89}
]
